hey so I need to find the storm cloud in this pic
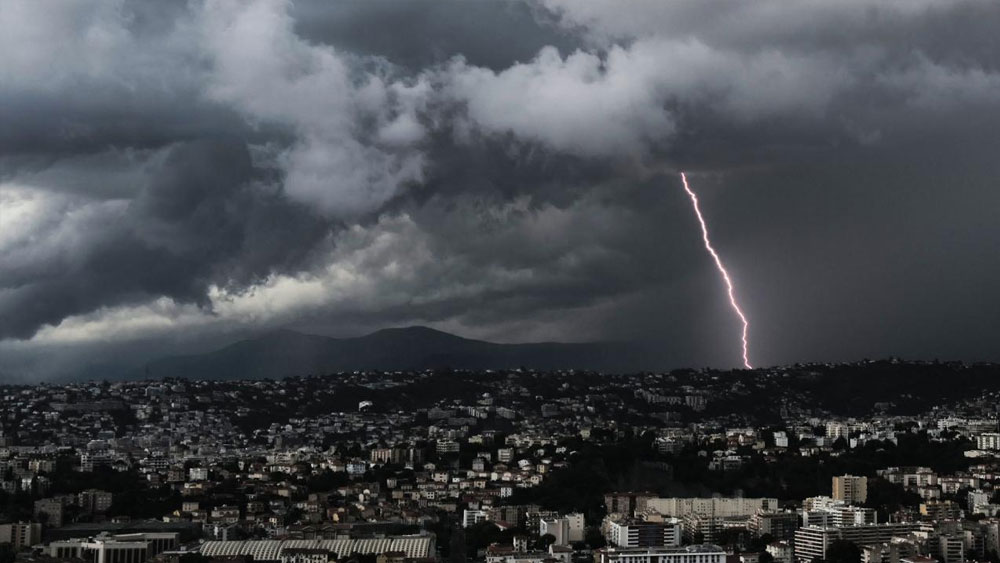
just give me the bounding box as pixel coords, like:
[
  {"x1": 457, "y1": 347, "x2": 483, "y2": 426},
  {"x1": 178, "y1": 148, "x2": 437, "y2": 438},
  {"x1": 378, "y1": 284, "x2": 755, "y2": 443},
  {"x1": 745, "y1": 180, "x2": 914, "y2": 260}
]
[{"x1": 2, "y1": 0, "x2": 1000, "y2": 379}]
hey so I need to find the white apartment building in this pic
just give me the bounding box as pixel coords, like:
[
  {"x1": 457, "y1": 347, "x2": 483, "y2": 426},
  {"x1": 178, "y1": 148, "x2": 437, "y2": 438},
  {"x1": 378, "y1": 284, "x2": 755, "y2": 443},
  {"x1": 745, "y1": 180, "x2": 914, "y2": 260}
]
[
  {"x1": 802, "y1": 502, "x2": 877, "y2": 527},
  {"x1": 644, "y1": 497, "x2": 779, "y2": 542},
  {"x1": 977, "y1": 433, "x2": 1000, "y2": 451},
  {"x1": 595, "y1": 544, "x2": 725, "y2": 563},
  {"x1": 50, "y1": 538, "x2": 148, "y2": 563},
  {"x1": 826, "y1": 423, "x2": 850, "y2": 441},
  {"x1": 645, "y1": 498, "x2": 780, "y2": 519},
  {"x1": 773, "y1": 432, "x2": 789, "y2": 448},
  {"x1": 48, "y1": 533, "x2": 177, "y2": 563},
  {"x1": 463, "y1": 509, "x2": 490, "y2": 528},
  {"x1": 604, "y1": 518, "x2": 682, "y2": 548},
  {"x1": 537, "y1": 513, "x2": 586, "y2": 545},
  {"x1": 565, "y1": 513, "x2": 585, "y2": 543},
  {"x1": 793, "y1": 524, "x2": 922, "y2": 562},
  {"x1": 540, "y1": 518, "x2": 569, "y2": 546}
]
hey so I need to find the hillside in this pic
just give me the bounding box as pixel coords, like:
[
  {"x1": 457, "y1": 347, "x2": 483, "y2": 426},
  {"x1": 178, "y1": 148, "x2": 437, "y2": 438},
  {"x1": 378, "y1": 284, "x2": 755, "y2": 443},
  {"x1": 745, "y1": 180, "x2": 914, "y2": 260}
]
[{"x1": 140, "y1": 326, "x2": 665, "y2": 379}]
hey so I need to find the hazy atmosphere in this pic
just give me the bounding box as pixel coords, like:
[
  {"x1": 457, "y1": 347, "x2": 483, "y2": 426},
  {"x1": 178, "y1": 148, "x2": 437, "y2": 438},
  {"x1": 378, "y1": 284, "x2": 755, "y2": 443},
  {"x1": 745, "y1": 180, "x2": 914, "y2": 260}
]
[{"x1": 3, "y1": 0, "x2": 1000, "y2": 380}]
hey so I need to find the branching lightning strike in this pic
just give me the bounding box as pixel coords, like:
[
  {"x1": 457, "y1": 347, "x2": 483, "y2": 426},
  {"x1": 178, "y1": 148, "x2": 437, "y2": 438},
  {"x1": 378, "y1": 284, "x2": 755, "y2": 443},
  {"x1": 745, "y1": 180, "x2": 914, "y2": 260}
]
[{"x1": 680, "y1": 172, "x2": 753, "y2": 369}]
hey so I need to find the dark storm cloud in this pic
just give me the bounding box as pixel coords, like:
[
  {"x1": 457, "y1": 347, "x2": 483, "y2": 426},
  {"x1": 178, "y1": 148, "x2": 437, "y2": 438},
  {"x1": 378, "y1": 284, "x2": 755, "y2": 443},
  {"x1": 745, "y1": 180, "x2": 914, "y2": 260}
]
[
  {"x1": 0, "y1": 139, "x2": 331, "y2": 340},
  {"x1": 290, "y1": 0, "x2": 581, "y2": 71},
  {"x1": 0, "y1": 88, "x2": 254, "y2": 157},
  {"x1": 2, "y1": 0, "x2": 1000, "y2": 378}
]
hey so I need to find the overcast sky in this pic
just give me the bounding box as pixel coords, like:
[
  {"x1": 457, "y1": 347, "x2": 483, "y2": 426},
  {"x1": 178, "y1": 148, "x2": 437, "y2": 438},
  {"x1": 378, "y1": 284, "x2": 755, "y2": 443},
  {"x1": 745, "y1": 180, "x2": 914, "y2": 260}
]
[{"x1": 2, "y1": 0, "x2": 1000, "y2": 379}]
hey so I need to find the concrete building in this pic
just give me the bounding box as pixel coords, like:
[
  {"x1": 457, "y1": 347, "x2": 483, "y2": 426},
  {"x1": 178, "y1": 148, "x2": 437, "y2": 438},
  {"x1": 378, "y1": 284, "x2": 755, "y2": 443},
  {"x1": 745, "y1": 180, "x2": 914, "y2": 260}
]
[
  {"x1": 644, "y1": 498, "x2": 779, "y2": 543},
  {"x1": 826, "y1": 423, "x2": 850, "y2": 442},
  {"x1": 860, "y1": 539, "x2": 919, "y2": 563},
  {"x1": 537, "y1": 513, "x2": 585, "y2": 545},
  {"x1": 486, "y1": 546, "x2": 568, "y2": 563},
  {"x1": 436, "y1": 440, "x2": 460, "y2": 454},
  {"x1": 749, "y1": 511, "x2": 800, "y2": 540},
  {"x1": 78, "y1": 489, "x2": 114, "y2": 515},
  {"x1": 34, "y1": 497, "x2": 66, "y2": 527},
  {"x1": 540, "y1": 518, "x2": 568, "y2": 546},
  {"x1": 773, "y1": 432, "x2": 789, "y2": 448},
  {"x1": 936, "y1": 535, "x2": 965, "y2": 563},
  {"x1": 0, "y1": 522, "x2": 42, "y2": 549},
  {"x1": 920, "y1": 501, "x2": 962, "y2": 521},
  {"x1": 793, "y1": 524, "x2": 922, "y2": 562},
  {"x1": 48, "y1": 533, "x2": 177, "y2": 563},
  {"x1": 595, "y1": 545, "x2": 726, "y2": 563},
  {"x1": 200, "y1": 537, "x2": 435, "y2": 561},
  {"x1": 463, "y1": 509, "x2": 489, "y2": 528},
  {"x1": 49, "y1": 538, "x2": 147, "y2": 563},
  {"x1": 833, "y1": 475, "x2": 869, "y2": 505},
  {"x1": 606, "y1": 493, "x2": 655, "y2": 517},
  {"x1": 803, "y1": 505, "x2": 877, "y2": 527},
  {"x1": 645, "y1": 498, "x2": 780, "y2": 520},
  {"x1": 565, "y1": 513, "x2": 585, "y2": 543},
  {"x1": 766, "y1": 541, "x2": 793, "y2": 563},
  {"x1": 976, "y1": 433, "x2": 1000, "y2": 451},
  {"x1": 603, "y1": 517, "x2": 682, "y2": 548}
]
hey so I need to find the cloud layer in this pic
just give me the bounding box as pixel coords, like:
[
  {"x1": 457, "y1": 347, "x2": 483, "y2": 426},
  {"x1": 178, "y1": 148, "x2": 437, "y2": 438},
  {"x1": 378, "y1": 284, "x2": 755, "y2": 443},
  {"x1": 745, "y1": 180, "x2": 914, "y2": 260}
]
[{"x1": 2, "y1": 0, "x2": 1000, "y2": 378}]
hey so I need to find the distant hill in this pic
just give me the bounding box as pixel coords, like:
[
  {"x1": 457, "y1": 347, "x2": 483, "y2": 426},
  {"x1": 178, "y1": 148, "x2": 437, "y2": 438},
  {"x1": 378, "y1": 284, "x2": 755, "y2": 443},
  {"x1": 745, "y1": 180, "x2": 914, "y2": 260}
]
[{"x1": 139, "y1": 326, "x2": 668, "y2": 379}]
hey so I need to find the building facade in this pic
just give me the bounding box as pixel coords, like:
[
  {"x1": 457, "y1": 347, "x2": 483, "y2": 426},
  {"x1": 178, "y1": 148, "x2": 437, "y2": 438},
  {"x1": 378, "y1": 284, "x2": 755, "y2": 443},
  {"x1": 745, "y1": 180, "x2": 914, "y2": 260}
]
[
  {"x1": 595, "y1": 544, "x2": 726, "y2": 563},
  {"x1": 833, "y1": 476, "x2": 869, "y2": 505}
]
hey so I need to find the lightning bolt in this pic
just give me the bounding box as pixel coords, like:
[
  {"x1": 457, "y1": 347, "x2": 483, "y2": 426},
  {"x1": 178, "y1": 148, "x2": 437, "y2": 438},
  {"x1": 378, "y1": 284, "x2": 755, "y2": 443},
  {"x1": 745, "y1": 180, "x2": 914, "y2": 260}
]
[{"x1": 680, "y1": 172, "x2": 753, "y2": 369}]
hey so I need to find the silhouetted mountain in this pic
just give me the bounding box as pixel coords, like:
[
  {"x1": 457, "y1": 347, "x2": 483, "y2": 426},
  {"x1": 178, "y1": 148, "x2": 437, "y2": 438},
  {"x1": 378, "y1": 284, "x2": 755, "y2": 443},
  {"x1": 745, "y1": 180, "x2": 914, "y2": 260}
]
[{"x1": 140, "y1": 326, "x2": 667, "y2": 379}]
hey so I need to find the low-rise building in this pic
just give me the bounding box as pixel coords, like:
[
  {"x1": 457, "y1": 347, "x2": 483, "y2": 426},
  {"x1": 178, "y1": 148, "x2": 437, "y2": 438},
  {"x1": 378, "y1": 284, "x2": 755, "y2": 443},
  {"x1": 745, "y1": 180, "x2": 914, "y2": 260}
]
[{"x1": 595, "y1": 544, "x2": 726, "y2": 563}]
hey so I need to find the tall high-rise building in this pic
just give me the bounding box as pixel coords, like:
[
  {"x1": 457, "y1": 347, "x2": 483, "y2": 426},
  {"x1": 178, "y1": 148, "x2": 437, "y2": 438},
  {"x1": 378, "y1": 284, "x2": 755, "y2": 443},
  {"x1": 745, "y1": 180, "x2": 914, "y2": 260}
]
[
  {"x1": 832, "y1": 475, "x2": 868, "y2": 505},
  {"x1": 0, "y1": 523, "x2": 41, "y2": 549}
]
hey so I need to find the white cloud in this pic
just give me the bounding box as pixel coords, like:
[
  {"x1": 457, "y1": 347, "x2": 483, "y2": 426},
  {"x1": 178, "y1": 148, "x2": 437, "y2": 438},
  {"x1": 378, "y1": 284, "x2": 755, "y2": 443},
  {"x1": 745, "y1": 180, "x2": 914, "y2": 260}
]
[
  {"x1": 443, "y1": 39, "x2": 851, "y2": 157},
  {"x1": 439, "y1": 0, "x2": 1000, "y2": 158},
  {"x1": 445, "y1": 46, "x2": 674, "y2": 156},
  {"x1": 0, "y1": 184, "x2": 127, "y2": 279},
  {"x1": 198, "y1": 0, "x2": 430, "y2": 217},
  {"x1": 24, "y1": 213, "x2": 435, "y2": 344},
  {"x1": 0, "y1": 0, "x2": 131, "y2": 88},
  {"x1": 19, "y1": 191, "x2": 637, "y2": 346}
]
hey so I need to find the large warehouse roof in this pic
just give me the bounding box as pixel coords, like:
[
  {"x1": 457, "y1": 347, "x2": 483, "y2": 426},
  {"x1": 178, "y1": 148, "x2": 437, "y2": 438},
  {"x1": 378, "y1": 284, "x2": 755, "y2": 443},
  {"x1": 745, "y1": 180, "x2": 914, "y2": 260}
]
[{"x1": 200, "y1": 536, "x2": 435, "y2": 561}]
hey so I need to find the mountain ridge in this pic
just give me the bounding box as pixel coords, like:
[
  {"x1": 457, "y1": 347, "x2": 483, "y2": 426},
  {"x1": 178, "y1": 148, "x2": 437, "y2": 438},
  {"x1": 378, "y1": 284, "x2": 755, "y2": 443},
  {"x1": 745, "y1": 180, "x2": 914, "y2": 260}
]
[{"x1": 139, "y1": 325, "x2": 667, "y2": 380}]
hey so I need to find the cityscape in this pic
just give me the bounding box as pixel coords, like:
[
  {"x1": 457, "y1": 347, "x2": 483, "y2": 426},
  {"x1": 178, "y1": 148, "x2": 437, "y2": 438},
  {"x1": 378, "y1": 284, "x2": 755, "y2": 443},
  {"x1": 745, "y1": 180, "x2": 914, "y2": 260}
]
[
  {"x1": 3, "y1": 362, "x2": 1000, "y2": 563},
  {"x1": 2, "y1": 3, "x2": 1000, "y2": 563}
]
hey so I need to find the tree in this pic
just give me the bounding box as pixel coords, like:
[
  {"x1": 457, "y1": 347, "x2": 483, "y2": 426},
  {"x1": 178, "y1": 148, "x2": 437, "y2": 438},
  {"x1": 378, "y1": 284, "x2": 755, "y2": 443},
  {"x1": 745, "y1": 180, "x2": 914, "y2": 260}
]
[
  {"x1": 536, "y1": 534, "x2": 557, "y2": 551},
  {"x1": 716, "y1": 528, "x2": 749, "y2": 550},
  {"x1": 824, "y1": 540, "x2": 861, "y2": 563},
  {"x1": 585, "y1": 527, "x2": 606, "y2": 549},
  {"x1": 464, "y1": 522, "x2": 504, "y2": 553},
  {"x1": 179, "y1": 553, "x2": 211, "y2": 563},
  {"x1": 449, "y1": 525, "x2": 467, "y2": 563}
]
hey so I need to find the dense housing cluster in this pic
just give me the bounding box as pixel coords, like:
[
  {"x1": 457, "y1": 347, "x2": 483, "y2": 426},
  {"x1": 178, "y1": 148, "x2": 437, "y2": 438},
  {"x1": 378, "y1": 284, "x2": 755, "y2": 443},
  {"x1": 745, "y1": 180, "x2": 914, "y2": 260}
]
[{"x1": 2, "y1": 361, "x2": 1000, "y2": 563}]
